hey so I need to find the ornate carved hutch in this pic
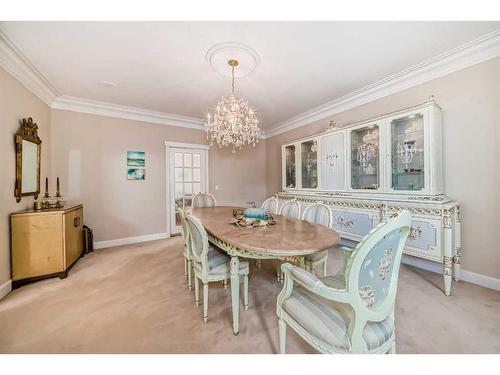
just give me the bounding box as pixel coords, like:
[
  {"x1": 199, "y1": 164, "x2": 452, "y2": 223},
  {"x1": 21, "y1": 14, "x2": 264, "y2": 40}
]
[{"x1": 279, "y1": 98, "x2": 460, "y2": 296}]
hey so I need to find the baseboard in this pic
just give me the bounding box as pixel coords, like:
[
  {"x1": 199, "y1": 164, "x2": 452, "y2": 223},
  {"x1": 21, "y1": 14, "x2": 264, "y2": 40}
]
[
  {"x1": 402, "y1": 255, "x2": 500, "y2": 292},
  {"x1": 460, "y1": 270, "x2": 500, "y2": 292},
  {"x1": 94, "y1": 232, "x2": 169, "y2": 250},
  {"x1": 0, "y1": 279, "x2": 12, "y2": 300}
]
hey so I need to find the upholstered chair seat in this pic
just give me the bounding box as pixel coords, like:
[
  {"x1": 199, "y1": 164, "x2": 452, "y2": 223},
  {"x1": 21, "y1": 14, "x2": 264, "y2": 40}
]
[
  {"x1": 282, "y1": 286, "x2": 394, "y2": 352},
  {"x1": 194, "y1": 248, "x2": 250, "y2": 278}
]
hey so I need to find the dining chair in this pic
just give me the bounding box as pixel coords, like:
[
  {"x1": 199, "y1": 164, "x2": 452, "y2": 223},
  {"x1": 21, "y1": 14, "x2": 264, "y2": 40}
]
[
  {"x1": 261, "y1": 196, "x2": 279, "y2": 214},
  {"x1": 192, "y1": 192, "x2": 217, "y2": 208},
  {"x1": 276, "y1": 210, "x2": 411, "y2": 354},
  {"x1": 274, "y1": 199, "x2": 302, "y2": 282},
  {"x1": 177, "y1": 207, "x2": 193, "y2": 290},
  {"x1": 301, "y1": 202, "x2": 332, "y2": 276},
  {"x1": 279, "y1": 199, "x2": 300, "y2": 219},
  {"x1": 185, "y1": 214, "x2": 250, "y2": 323}
]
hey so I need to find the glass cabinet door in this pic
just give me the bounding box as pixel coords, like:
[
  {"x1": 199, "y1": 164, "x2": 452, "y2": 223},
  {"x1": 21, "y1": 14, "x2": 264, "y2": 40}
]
[
  {"x1": 351, "y1": 125, "x2": 380, "y2": 190},
  {"x1": 301, "y1": 140, "x2": 318, "y2": 189},
  {"x1": 284, "y1": 145, "x2": 296, "y2": 188},
  {"x1": 391, "y1": 113, "x2": 425, "y2": 191}
]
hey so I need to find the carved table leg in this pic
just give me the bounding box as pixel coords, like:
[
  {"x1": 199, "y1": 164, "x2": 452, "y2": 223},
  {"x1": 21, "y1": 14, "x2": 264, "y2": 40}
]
[{"x1": 230, "y1": 256, "x2": 240, "y2": 335}]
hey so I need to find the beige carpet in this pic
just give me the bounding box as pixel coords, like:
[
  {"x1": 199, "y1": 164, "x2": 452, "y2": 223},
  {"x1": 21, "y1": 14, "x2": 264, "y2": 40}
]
[{"x1": 0, "y1": 237, "x2": 499, "y2": 354}]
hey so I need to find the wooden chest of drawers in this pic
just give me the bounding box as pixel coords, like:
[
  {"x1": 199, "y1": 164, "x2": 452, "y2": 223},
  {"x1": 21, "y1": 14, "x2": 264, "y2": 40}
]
[{"x1": 10, "y1": 203, "x2": 84, "y2": 288}]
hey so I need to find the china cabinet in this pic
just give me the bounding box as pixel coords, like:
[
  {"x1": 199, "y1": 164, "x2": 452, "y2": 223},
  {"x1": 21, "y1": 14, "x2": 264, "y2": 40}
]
[{"x1": 279, "y1": 98, "x2": 460, "y2": 296}]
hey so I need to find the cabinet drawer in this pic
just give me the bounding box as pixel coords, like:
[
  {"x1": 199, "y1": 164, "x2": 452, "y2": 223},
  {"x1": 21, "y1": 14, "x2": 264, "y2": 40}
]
[
  {"x1": 403, "y1": 216, "x2": 441, "y2": 262},
  {"x1": 330, "y1": 209, "x2": 379, "y2": 240}
]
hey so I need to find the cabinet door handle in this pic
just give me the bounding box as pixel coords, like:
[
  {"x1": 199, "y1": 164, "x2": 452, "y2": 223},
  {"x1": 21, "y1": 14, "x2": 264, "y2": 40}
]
[{"x1": 74, "y1": 217, "x2": 80, "y2": 227}]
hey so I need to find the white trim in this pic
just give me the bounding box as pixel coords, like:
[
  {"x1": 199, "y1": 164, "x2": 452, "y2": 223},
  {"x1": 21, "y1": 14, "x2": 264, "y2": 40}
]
[
  {"x1": 264, "y1": 29, "x2": 500, "y2": 138},
  {"x1": 0, "y1": 30, "x2": 58, "y2": 105},
  {"x1": 52, "y1": 96, "x2": 205, "y2": 130},
  {"x1": 164, "y1": 141, "x2": 210, "y2": 238},
  {"x1": 164, "y1": 141, "x2": 209, "y2": 150},
  {"x1": 94, "y1": 232, "x2": 169, "y2": 250},
  {"x1": 0, "y1": 279, "x2": 12, "y2": 300},
  {"x1": 460, "y1": 270, "x2": 500, "y2": 293},
  {"x1": 402, "y1": 256, "x2": 500, "y2": 292}
]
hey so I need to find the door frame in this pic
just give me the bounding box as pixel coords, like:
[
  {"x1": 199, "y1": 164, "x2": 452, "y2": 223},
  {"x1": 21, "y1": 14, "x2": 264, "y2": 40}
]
[{"x1": 165, "y1": 141, "x2": 210, "y2": 238}]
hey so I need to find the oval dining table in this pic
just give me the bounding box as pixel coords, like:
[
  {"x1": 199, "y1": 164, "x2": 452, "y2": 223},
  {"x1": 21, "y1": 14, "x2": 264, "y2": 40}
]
[{"x1": 191, "y1": 206, "x2": 340, "y2": 335}]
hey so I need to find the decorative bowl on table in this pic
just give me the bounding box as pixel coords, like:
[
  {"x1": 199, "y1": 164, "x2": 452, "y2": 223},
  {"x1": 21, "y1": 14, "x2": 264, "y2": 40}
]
[
  {"x1": 231, "y1": 207, "x2": 276, "y2": 227},
  {"x1": 243, "y1": 208, "x2": 267, "y2": 219}
]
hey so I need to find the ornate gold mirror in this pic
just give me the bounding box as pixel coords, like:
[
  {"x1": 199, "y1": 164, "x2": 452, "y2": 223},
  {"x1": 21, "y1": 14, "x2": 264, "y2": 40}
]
[{"x1": 15, "y1": 118, "x2": 41, "y2": 203}]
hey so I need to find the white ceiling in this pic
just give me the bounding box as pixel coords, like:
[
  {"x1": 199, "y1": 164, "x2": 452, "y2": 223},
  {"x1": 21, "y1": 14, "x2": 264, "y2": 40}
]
[{"x1": 1, "y1": 21, "x2": 499, "y2": 131}]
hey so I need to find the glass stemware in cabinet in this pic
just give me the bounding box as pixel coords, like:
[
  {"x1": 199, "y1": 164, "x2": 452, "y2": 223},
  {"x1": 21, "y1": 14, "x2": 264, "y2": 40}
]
[
  {"x1": 301, "y1": 140, "x2": 318, "y2": 189},
  {"x1": 391, "y1": 113, "x2": 425, "y2": 191},
  {"x1": 351, "y1": 125, "x2": 380, "y2": 190},
  {"x1": 285, "y1": 145, "x2": 296, "y2": 188}
]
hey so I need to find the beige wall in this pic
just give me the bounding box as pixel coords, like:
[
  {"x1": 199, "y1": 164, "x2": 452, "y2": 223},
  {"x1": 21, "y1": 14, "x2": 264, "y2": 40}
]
[
  {"x1": 0, "y1": 67, "x2": 51, "y2": 287},
  {"x1": 50, "y1": 109, "x2": 267, "y2": 242},
  {"x1": 209, "y1": 142, "x2": 267, "y2": 208},
  {"x1": 266, "y1": 57, "x2": 500, "y2": 279}
]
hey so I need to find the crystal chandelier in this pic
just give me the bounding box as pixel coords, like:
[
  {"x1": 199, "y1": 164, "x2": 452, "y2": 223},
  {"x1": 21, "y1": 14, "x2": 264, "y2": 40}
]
[{"x1": 205, "y1": 59, "x2": 260, "y2": 153}]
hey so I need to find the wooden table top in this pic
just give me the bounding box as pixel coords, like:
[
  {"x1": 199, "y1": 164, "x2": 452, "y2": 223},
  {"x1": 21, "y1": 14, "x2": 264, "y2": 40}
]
[{"x1": 191, "y1": 206, "x2": 340, "y2": 257}]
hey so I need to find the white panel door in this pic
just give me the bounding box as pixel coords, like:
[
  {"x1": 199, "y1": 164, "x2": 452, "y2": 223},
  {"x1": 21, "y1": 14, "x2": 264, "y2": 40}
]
[
  {"x1": 320, "y1": 131, "x2": 346, "y2": 190},
  {"x1": 168, "y1": 146, "x2": 208, "y2": 235}
]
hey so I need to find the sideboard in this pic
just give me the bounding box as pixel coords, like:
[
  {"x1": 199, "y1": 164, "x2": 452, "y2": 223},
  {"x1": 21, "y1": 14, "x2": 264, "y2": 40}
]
[
  {"x1": 11, "y1": 203, "x2": 84, "y2": 289},
  {"x1": 278, "y1": 98, "x2": 460, "y2": 296},
  {"x1": 274, "y1": 192, "x2": 460, "y2": 296}
]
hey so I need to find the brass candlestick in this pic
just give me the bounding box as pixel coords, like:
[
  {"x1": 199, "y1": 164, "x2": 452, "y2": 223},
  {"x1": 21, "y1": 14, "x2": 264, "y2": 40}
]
[
  {"x1": 44, "y1": 177, "x2": 50, "y2": 198},
  {"x1": 56, "y1": 177, "x2": 61, "y2": 197}
]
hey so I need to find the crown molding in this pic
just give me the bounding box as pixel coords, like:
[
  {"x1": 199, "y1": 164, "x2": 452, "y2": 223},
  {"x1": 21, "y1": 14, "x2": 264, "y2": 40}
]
[
  {"x1": 0, "y1": 29, "x2": 58, "y2": 105},
  {"x1": 263, "y1": 29, "x2": 500, "y2": 139},
  {"x1": 51, "y1": 95, "x2": 205, "y2": 130},
  {"x1": 0, "y1": 27, "x2": 205, "y2": 131},
  {"x1": 3, "y1": 25, "x2": 499, "y2": 137}
]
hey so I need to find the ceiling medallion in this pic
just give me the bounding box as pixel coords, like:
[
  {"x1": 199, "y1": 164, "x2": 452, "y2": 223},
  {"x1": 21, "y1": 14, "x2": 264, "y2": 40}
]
[
  {"x1": 205, "y1": 57, "x2": 260, "y2": 153},
  {"x1": 205, "y1": 41, "x2": 260, "y2": 78}
]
